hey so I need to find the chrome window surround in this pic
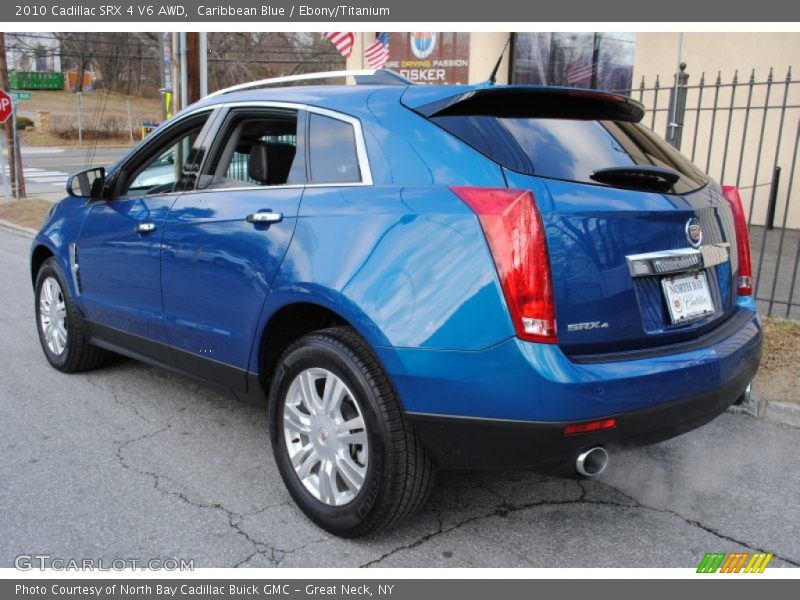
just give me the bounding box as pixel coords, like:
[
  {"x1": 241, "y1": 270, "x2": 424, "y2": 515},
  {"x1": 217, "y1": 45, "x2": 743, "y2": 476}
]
[
  {"x1": 626, "y1": 243, "x2": 730, "y2": 278},
  {"x1": 119, "y1": 101, "x2": 374, "y2": 198},
  {"x1": 196, "y1": 101, "x2": 372, "y2": 192}
]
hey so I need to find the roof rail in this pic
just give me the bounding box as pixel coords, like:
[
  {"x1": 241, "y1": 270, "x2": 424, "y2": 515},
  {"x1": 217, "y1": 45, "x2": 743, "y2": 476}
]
[{"x1": 204, "y1": 68, "x2": 411, "y2": 99}]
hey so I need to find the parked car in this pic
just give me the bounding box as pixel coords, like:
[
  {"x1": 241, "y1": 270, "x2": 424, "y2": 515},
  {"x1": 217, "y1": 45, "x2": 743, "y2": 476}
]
[{"x1": 30, "y1": 70, "x2": 761, "y2": 537}]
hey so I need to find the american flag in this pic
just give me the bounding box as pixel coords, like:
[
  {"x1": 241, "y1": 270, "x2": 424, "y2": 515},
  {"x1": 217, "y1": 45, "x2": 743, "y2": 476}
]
[
  {"x1": 566, "y1": 60, "x2": 595, "y2": 86},
  {"x1": 324, "y1": 32, "x2": 355, "y2": 58},
  {"x1": 364, "y1": 32, "x2": 390, "y2": 69}
]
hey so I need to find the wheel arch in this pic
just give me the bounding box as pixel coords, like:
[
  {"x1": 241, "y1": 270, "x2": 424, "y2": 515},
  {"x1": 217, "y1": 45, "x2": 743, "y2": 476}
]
[
  {"x1": 255, "y1": 300, "x2": 376, "y2": 393},
  {"x1": 30, "y1": 243, "x2": 55, "y2": 287}
]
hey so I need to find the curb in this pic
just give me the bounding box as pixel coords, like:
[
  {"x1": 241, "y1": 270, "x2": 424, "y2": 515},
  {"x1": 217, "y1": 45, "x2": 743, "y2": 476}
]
[
  {"x1": 727, "y1": 394, "x2": 760, "y2": 418},
  {"x1": 727, "y1": 392, "x2": 800, "y2": 428},
  {"x1": 763, "y1": 401, "x2": 800, "y2": 428},
  {"x1": 0, "y1": 218, "x2": 36, "y2": 239}
]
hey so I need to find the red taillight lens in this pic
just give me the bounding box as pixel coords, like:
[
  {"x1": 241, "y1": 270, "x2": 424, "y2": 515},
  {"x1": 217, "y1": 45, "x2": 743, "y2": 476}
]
[
  {"x1": 563, "y1": 418, "x2": 617, "y2": 436},
  {"x1": 451, "y1": 186, "x2": 557, "y2": 343},
  {"x1": 721, "y1": 186, "x2": 753, "y2": 296}
]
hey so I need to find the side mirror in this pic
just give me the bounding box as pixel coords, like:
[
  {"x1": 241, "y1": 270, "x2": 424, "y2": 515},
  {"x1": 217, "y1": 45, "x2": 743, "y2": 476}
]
[{"x1": 67, "y1": 167, "x2": 105, "y2": 199}]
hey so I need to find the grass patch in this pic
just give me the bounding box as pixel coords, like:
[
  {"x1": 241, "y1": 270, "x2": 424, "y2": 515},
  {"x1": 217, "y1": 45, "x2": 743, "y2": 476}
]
[
  {"x1": 15, "y1": 90, "x2": 161, "y2": 147},
  {"x1": 754, "y1": 317, "x2": 800, "y2": 405},
  {"x1": 0, "y1": 198, "x2": 53, "y2": 230}
]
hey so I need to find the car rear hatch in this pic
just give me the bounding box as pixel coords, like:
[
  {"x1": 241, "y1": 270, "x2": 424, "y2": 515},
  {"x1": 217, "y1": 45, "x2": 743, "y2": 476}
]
[{"x1": 404, "y1": 85, "x2": 741, "y2": 356}]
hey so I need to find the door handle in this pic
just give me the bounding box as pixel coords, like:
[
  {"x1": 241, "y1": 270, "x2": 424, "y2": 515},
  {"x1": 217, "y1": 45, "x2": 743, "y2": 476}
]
[
  {"x1": 134, "y1": 222, "x2": 157, "y2": 234},
  {"x1": 246, "y1": 211, "x2": 283, "y2": 224}
]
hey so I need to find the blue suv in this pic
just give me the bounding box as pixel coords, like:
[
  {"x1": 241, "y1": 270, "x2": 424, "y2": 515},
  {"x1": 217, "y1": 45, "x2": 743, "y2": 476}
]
[{"x1": 30, "y1": 70, "x2": 762, "y2": 537}]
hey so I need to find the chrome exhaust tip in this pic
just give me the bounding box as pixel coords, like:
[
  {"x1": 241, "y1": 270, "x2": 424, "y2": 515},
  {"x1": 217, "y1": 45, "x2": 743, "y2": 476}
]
[
  {"x1": 738, "y1": 382, "x2": 752, "y2": 405},
  {"x1": 575, "y1": 447, "x2": 609, "y2": 478}
]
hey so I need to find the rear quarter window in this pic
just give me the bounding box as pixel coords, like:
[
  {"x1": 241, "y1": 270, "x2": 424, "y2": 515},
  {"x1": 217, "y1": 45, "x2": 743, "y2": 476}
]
[
  {"x1": 432, "y1": 115, "x2": 708, "y2": 194},
  {"x1": 308, "y1": 114, "x2": 361, "y2": 184}
]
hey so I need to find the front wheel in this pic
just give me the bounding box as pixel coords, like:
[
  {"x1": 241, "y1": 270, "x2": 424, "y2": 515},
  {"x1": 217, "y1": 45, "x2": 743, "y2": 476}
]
[
  {"x1": 268, "y1": 327, "x2": 434, "y2": 537},
  {"x1": 34, "y1": 257, "x2": 107, "y2": 373}
]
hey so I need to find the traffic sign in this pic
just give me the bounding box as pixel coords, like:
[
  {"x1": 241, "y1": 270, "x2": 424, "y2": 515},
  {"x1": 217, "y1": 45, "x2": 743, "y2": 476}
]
[
  {"x1": 9, "y1": 91, "x2": 32, "y2": 101},
  {"x1": 0, "y1": 89, "x2": 13, "y2": 124}
]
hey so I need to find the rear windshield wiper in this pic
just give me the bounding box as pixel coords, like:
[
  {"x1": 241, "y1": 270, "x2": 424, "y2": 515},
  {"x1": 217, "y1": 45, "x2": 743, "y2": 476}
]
[{"x1": 590, "y1": 165, "x2": 681, "y2": 192}]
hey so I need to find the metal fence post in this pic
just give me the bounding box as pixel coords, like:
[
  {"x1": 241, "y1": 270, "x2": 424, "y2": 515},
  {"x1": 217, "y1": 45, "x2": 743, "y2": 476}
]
[
  {"x1": 765, "y1": 166, "x2": 782, "y2": 231},
  {"x1": 666, "y1": 62, "x2": 689, "y2": 149},
  {"x1": 614, "y1": 67, "x2": 799, "y2": 320}
]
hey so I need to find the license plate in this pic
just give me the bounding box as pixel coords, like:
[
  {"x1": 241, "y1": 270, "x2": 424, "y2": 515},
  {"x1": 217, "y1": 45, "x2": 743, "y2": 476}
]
[{"x1": 661, "y1": 271, "x2": 715, "y2": 324}]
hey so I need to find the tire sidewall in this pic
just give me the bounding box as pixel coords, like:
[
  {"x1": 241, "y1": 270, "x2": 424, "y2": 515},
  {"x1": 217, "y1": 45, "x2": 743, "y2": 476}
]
[
  {"x1": 34, "y1": 258, "x2": 72, "y2": 370},
  {"x1": 268, "y1": 335, "x2": 389, "y2": 536}
]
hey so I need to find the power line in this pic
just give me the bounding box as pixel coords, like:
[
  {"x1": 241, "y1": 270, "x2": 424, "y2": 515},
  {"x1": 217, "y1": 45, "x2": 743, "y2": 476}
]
[{"x1": 8, "y1": 32, "x2": 339, "y2": 57}]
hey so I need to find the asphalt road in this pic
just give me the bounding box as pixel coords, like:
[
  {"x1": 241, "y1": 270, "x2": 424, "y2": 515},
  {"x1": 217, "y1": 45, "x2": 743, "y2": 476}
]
[
  {"x1": 1, "y1": 227, "x2": 799, "y2": 569},
  {"x1": 3, "y1": 146, "x2": 130, "y2": 200}
]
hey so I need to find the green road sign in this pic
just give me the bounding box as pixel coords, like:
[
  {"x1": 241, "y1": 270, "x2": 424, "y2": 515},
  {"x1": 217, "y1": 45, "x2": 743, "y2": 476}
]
[{"x1": 9, "y1": 92, "x2": 32, "y2": 101}]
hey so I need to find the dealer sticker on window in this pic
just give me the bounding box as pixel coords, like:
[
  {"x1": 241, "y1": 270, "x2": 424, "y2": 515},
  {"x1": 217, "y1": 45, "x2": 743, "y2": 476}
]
[{"x1": 661, "y1": 271, "x2": 715, "y2": 324}]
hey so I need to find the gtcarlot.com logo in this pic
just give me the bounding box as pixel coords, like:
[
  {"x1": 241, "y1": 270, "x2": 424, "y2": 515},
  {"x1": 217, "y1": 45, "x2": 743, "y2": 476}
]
[
  {"x1": 697, "y1": 552, "x2": 773, "y2": 573},
  {"x1": 14, "y1": 554, "x2": 194, "y2": 571}
]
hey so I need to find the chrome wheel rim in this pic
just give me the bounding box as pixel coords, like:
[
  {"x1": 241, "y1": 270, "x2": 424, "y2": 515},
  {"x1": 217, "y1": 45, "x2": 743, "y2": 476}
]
[
  {"x1": 283, "y1": 368, "x2": 368, "y2": 506},
  {"x1": 39, "y1": 276, "x2": 67, "y2": 356}
]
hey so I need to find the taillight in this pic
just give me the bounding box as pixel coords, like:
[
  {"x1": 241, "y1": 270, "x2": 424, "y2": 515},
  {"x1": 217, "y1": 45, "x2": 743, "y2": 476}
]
[
  {"x1": 451, "y1": 186, "x2": 557, "y2": 343},
  {"x1": 721, "y1": 186, "x2": 753, "y2": 296}
]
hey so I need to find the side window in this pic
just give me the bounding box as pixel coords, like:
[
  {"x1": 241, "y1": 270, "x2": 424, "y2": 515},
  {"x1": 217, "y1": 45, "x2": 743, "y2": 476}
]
[
  {"x1": 123, "y1": 114, "x2": 210, "y2": 197},
  {"x1": 308, "y1": 114, "x2": 361, "y2": 184},
  {"x1": 199, "y1": 110, "x2": 301, "y2": 190}
]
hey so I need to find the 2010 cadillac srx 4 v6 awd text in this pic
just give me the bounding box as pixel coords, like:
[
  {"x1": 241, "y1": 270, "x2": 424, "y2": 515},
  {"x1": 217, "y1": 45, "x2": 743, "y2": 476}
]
[{"x1": 30, "y1": 70, "x2": 762, "y2": 537}]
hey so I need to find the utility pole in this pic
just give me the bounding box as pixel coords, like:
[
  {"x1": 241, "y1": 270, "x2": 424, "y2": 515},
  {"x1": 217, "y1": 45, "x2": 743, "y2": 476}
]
[
  {"x1": 0, "y1": 32, "x2": 24, "y2": 198},
  {"x1": 186, "y1": 32, "x2": 201, "y2": 105}
]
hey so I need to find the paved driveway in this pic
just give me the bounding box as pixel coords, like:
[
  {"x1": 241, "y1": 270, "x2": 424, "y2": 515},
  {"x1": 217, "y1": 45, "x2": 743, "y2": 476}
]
[{"x1": 1, "y1": 228, "x2": 798, "y2": 569}]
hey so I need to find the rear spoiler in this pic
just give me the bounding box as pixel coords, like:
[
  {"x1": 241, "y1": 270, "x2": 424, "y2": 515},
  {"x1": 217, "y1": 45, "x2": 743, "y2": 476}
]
[{"x1": 404, "y1": 86, "x2": 645, "y2": 123}]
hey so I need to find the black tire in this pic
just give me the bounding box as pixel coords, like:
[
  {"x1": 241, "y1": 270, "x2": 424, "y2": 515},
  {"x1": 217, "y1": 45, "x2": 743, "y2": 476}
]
[
  {"x1": 268, "y1": 326, "x2": 435, "y2": 537},
  {"x1": 34, "y1": 257, "x2": 107, "y2": 373}
]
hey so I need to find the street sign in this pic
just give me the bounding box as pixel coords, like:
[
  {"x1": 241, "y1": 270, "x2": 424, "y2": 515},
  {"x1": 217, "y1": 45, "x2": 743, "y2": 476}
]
[
  {"x1": 9, "y1": 91, "x2": 32, "y2": 101},
  {"x1": 0, "y1": 89, "x2": 13, "y2": 123}
]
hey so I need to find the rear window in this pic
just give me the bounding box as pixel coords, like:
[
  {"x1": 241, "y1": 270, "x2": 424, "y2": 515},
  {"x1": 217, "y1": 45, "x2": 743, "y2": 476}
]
[{"x1": 431, "y1": 115, "x2": 708, "y2": 194}]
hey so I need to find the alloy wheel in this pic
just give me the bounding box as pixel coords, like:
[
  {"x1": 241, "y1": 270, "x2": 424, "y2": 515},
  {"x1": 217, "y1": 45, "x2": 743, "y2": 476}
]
[
  {"x1": 283, "y1": 367, "x2": 368, "y2": 506},
  {"x1": 39, "y1": 276, "x2": 67, "y2": 356}
]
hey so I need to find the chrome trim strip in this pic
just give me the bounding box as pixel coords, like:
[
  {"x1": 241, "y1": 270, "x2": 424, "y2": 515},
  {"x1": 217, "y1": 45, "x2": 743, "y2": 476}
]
[
  {"x1": 68, "y1": 242, "x2": 81, "y2": 295},
  {"x1": 626, "y1": 243, "x2": 730, "y2": 278}
]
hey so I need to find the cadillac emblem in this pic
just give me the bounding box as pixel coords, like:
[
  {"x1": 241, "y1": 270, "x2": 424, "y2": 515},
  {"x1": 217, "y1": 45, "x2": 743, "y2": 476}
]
[{"x1": 686, "y1": 217, "x2": 703, "y2": 248}]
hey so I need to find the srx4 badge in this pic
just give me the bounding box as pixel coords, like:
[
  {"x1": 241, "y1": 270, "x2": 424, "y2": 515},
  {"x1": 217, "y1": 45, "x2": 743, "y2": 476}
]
[{"x1": 567, "y1": 321, "x2": 610, "y2": 332}]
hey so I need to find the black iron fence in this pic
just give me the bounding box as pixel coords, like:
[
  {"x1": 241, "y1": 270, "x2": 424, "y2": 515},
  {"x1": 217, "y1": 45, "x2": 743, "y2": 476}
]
[{"x1": 616, "y1": 66, "x2": 800, "y2": 320}]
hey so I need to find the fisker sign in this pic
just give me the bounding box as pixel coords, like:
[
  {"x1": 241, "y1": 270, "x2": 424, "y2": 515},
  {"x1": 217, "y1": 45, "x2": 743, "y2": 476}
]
[{"x1": 387, "y1": 32, "x2": 470, "y2": 84}]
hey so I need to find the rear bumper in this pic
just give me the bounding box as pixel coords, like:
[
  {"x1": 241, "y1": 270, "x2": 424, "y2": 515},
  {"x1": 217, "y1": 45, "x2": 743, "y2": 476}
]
[
  {"x1": 406, "y1": 366, "x2": 754, "y2": 469},
  {"x1": 375, "y1": 307, "x2": 762, "y2": 469}
]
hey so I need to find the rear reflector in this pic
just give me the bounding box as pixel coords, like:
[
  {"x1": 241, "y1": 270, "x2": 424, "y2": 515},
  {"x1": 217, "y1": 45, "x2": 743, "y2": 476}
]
[
  {"x1": 451, "y1": 186, "x2": 557, "y2": 343},
  {"x1": 564, "y1": 418, "x2": 617, "y2": 436},
  {"x1": 721, "y1": 186, "x2": 753, "y2": 296}
]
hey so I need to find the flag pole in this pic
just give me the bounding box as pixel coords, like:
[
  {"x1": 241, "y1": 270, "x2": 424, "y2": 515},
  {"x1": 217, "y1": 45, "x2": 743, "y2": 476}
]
[{"x1": 360, "y1": 32, "x2": 365, "y2": 69}]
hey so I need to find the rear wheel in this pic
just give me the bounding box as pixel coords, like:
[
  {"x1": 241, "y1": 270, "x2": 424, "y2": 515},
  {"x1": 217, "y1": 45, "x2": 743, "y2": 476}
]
[
  {"x1": 34, "y1": 257, "x2": 107, "y2": 373},
  {"x1": 268, "y1": 327, "x2": 434, "y2": 537}
]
